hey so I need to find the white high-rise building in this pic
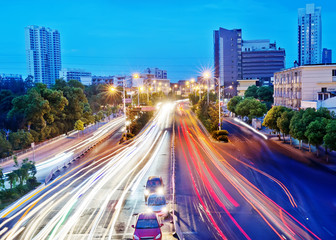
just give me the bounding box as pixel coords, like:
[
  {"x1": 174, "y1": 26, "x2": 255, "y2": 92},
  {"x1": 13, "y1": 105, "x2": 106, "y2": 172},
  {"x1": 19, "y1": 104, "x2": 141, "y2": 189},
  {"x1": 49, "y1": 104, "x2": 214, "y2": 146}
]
[
  {"x1": 298, "y1": 4, "x2": 322, "y2": 66},
  {"x1": 25, "y1": 25, "x2": 62, "y2": 86}
]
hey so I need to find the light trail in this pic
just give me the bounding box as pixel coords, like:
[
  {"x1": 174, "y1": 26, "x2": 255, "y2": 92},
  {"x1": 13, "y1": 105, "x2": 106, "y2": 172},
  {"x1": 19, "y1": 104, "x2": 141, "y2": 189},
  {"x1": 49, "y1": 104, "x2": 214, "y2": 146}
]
[
  {"x1": 180, "y1": 107, "x2": 321, "y2": 240},
  {"x1": 1, "y1": 102, "x2": 174, "y2": 240}
]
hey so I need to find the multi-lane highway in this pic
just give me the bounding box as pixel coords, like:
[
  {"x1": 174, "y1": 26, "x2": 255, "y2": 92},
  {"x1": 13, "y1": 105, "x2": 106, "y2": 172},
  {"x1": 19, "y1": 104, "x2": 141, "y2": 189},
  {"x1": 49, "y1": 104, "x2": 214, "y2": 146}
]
[
  {"x1": 1, "y1": 116, "x2": 125, "y2": 182},
  {"x1": 174, "y1": 103, "x2": 336, "y2": 240},
  {"x1": 0, "y1": 103, "x2": 176, "y2": 240},
  {"x1": 1, "y1": 101, "x2": 336, "y2": 240}
]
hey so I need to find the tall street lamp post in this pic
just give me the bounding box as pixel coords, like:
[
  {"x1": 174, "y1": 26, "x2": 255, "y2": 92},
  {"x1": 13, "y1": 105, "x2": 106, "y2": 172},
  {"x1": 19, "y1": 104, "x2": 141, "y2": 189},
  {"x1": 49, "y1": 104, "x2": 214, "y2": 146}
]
[
  {"x1": 109, "y1": 84, "x2": 127, "y2": 140},
  {"x1": 203, "y1": 71, "x2": 211, "y2": 105}
]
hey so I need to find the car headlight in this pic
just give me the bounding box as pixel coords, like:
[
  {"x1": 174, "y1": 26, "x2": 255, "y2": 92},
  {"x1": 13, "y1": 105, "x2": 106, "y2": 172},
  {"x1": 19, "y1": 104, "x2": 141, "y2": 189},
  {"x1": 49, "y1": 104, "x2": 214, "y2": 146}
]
[
  {"x1": 162, "y1": 207, "x2": 168, "y2": 213},
  {"x1": 144, "y1": 190, "x2": 149, "y2": 195},
  {"x1": 155, "y1": 233, "x2": 161, "y2": 239},
  {"x1": 157, "y1": 187, "x2": 164, "y2": 195},
  {"x1": 134, "y1": 234, "x2": 140, "y2": 240},
  {"x1": 146, "y1": 208, "x2": 153, "y2": 213}
]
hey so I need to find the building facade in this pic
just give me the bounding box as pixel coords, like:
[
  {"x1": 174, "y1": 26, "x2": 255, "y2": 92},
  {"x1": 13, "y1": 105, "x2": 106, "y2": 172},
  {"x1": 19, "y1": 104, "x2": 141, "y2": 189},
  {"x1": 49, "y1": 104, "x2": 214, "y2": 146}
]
[
  {"x1": 242, "y1": 40, "x2": 285, "y2": 86},
  {"x1": 237, "y1": 79, "x2": 259, "y2": 97},
  {"x1": 274, "y1": 64, "x2": 336, "y2": 111},
  {"x1": 59, "y1": 69, "x2": 92, "y2": 85},
  {"x1": 25, "y1": 25, "x2": 62, "y2": 86},
  {"x1": 92, "y1": 76, "x2": 114, "y2": 85},
  {"x1": 144, "y1": 68, "x2": 167, "y2": 79},
  {"x1": 214, "y1": 28, "x2": 242, "y2": 96},
  {"x1": 298, "y1": 4, "x2": 322, "y2": 66},
  {"x1": 322, "y1": 48, "x2": 332, "y2": 64}
]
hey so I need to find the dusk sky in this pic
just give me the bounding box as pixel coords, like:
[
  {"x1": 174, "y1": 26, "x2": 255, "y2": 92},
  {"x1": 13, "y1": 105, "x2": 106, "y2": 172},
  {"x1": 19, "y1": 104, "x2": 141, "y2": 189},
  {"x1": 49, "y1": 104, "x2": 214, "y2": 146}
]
[{"x1": 0, "y1": 0, "x2": 335, "y2": 82}]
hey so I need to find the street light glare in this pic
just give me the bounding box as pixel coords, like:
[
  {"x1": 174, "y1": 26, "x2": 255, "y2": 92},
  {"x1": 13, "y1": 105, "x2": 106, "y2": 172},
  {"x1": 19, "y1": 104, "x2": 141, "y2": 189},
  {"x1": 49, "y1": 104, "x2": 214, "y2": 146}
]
[
  {"x1": 133, "y1": 73, "x2": 140, "y2": 79},
  {"x1": 109, "y1": 86, "x2": 116, "y2": 92},
  {"x1": 203, "y1": 71, "x2": 211, "y2": 79}
]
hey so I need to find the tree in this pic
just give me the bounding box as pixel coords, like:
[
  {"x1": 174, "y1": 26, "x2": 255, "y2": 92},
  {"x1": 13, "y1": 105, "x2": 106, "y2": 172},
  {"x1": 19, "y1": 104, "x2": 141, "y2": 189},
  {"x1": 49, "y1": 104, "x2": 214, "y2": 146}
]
[
  {"x1": 244, "y1": 85, "x2": 258, "y2": 98},
  {"x1": 74, "y1": 120, "x2": 84, "y2": 137},
  {"x1": 257, "y1": 86, "x2": 274, "y2": 102},
  {"x1": 0, "y1": 134, "x2": 12, "y2": 158},
  {"x1": 263, "y1": 106, "x2": 287, "y2": 139},
  {"x1": 301, "y1": 108, "x2": 331, "y2": 152},
  {"x1": 189, "y1": 93, "x2": 199, "y2": 105},
  {"x1": 277, "y1": 110, "x2": 294, "y2": 143},
  {"x1": 289, "y1": 109, "x2": 306, "y2": 149},
  {"x1": 324, "y1": 120, "x2": 336, "y2": 154},
  {"x1": 236, "y1": 98, "x2": 267, "y2": 122},
  {"x1": 305, "y1": 118, "x2": 328, "y2": 157},
  {"x1": 8, "y1": 130, "x2": 34, "y2": 150},
  {"x1": 0, "y1": 168, "x2": 5, "y2": 189},
  {"x1": 227, "y1": 96, "x2": 243, "y2": 115},
  {"x1": 6, "y1": 171, "x2": 18, "y2": 189}
]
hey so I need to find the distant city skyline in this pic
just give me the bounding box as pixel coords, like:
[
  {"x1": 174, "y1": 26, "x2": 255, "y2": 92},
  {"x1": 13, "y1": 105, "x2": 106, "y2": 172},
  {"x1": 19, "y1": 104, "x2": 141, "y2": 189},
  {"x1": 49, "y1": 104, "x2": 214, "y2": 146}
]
[{"x1": 0, "y1": 1, "x2": 335, "y2": 82}]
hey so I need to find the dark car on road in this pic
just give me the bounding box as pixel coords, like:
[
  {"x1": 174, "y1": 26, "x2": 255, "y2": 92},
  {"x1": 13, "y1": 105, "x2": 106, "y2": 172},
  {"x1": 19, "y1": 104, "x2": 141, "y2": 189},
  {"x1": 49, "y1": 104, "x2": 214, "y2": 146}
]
[{"x1": 144, "y1": 176, "x2": 164, "y2": 202}]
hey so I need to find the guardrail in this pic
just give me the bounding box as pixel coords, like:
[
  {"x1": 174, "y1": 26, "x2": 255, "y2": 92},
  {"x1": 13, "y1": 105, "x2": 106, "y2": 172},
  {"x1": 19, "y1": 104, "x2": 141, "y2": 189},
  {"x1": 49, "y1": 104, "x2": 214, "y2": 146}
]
[
  {"x1": 0, "y1": 116, "x2": 119, "y2": 165},
  {"x1": 44, "y1": 122, "x2": 120, "y2": 185},
  {"x1": 171, "y1": 117, "x2": 184, "y2": 240}
]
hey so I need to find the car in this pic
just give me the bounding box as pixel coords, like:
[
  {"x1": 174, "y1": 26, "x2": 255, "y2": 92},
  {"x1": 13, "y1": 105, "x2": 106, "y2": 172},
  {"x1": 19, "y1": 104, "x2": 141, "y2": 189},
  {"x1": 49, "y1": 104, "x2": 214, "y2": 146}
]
[
  {"x1": 144, "y1": 176, "x2": 164, "y2": 201},
  {"x1": 132, "y1": 212, "x2": 163, "y2": 240},
  {"x1": 146, "y1": 194, "x2": 168, "y2": 217}
]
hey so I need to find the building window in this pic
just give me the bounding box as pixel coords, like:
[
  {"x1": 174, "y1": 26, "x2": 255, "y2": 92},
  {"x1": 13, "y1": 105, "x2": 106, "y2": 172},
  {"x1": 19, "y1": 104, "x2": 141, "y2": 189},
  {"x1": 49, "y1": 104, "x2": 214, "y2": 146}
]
[{"x1": 332, "y1": 70, "x2": 336, "y2": 76}]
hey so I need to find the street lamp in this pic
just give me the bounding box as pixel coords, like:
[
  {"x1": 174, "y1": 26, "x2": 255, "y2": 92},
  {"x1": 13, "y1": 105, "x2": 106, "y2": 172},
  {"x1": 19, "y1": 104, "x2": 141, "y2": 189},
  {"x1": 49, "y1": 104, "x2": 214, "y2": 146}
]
[
  {"x1": 109, "y1": 85, "x2": 127, "y2": 140},
  {"x1": 213, "y1": 77, "x2": 233, "y2": 130},
  {"x1": 203, "y1": 71, "x2": 211, "y2": 105}
]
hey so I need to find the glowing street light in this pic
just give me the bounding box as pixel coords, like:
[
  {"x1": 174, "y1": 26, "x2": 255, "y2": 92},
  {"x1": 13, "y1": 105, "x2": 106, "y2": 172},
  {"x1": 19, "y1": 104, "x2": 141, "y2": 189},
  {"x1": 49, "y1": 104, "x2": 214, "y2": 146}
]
[{"x1": 202, "y1": 70, "x2": 212, "y2": 105}]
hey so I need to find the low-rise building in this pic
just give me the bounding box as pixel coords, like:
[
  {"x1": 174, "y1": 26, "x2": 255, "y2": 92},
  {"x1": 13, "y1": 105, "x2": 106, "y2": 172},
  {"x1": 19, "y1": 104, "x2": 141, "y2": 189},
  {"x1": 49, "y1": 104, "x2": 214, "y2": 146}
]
[
  {"x1": 59, "y1": 68, "x2": 92, "y2": 85},
  {"x1": 274, "y1": 64, "x2": 336, "y2": 111},
  {"x1": 237, "y1": 79, "x2": 259, "y2": 96},
  {"x1": 92, "y1": 76, "x2": 114, "y2": 85}
]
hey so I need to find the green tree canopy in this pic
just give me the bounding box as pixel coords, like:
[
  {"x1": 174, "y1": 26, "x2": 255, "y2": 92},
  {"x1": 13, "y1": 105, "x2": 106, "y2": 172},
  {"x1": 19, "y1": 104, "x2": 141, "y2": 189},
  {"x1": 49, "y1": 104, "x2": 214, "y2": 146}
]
[
  {"x1": 263, "y1": 106, "x2": 287, "y2": 134},
  {"x1": 0, "y1": 134, "x2": 12, "y2": 158},
  {"x1": 236, "y1": 98, "x2": 267, "y2": 122},
  {"x1": 324, "y1": 120, "x2": 336, "y2": 151},
  {"x1": 9, "y1": 130, "x2": 34, "y2": 150},
  {"x1": 74, "y1": 119, "x2": 85, "y2": 131},
  {"x1": 227, "y1": 96, "x2": 243, "y2": 114},
  {"x1": 244, "y1": 85, "x2": 258, "y2": 98},
  {"x1": 277, "y1": 109, "x2": 294, "y2": 142},
  {"x1": 257, "y1": 86, "x2": 274, "y2": 102},
  {"x1": 305, "y1": 118, "x2": 328, "y2": 156}
]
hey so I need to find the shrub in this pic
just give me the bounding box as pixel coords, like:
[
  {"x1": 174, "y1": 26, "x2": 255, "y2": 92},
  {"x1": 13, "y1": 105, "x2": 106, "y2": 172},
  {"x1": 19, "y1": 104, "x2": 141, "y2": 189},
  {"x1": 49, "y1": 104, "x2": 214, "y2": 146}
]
[{"x1": 212, "y1": 130, "x2": 229, "y2": 142}]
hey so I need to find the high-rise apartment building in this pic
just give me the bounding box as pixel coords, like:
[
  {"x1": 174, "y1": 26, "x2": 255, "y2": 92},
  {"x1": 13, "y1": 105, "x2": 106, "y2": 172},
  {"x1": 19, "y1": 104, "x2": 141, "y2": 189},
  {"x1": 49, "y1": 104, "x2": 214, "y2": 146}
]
[
  {"x1": 25, "y1": 25, "x2": 62, "y2": 86},
  {"x1": 214, "y1": 28, "x2": 242, "y2": 97},
  {"x1": 322, "y1": 48, "x2": 332, "y2": 64},
  {"x1": 242, "y1": 40, "x2": 285, "y2": 86},
  {"x1": 298, "y1": 4, "x2": 322, "y2": 66}
]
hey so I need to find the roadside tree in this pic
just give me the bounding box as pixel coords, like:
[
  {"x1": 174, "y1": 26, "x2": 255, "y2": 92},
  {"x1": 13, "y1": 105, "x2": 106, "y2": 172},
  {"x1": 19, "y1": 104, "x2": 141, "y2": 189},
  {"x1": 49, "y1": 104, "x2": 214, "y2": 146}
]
[
  {"x1": 227, "y1": 96, "x2": 243, "y2": 115},
  {"x1": 305, "y1": 118, "x2": 328, "y2": 157},
  {"x1": 277, "y1": 110, "x2": 294, "y2": 143},
  {"x1": 244, "y1": 85, "x2": 258, "y2": 98},
  {"x1": 263, "y1": 106, "x2": 287, "y2": 139}
]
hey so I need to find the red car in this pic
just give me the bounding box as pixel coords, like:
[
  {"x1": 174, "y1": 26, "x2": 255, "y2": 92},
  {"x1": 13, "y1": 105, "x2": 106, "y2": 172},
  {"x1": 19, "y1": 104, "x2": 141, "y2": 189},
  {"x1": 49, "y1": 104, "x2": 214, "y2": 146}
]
[{"x1": 132, "y1": 212, "x2": 163, "y2": 240}]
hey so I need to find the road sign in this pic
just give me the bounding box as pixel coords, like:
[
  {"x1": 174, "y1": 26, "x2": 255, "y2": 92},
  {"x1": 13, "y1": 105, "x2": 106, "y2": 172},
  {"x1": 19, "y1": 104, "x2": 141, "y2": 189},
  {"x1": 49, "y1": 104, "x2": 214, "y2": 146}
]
[{"x1": 31, "y1": 142, "x2": 35, "y2": 148}]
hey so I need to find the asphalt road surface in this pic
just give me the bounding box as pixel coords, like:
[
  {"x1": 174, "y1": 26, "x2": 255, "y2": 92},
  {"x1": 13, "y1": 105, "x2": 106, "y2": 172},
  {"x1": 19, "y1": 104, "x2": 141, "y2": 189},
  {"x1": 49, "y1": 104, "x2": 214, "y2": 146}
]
[
  {"x1": 174, "y1": 102, "x2": 336, "y2": 240},
  {"x1": 0, "y1": 103, "x2": 176, "y2": 240}
]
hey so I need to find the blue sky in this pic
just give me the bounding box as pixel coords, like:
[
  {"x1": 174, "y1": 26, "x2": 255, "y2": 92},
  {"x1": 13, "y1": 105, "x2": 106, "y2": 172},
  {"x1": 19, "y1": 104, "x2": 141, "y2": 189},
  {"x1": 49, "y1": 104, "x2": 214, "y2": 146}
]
[{"x1": 0, "y1": 0, "x2": 335, "y2": 82}]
